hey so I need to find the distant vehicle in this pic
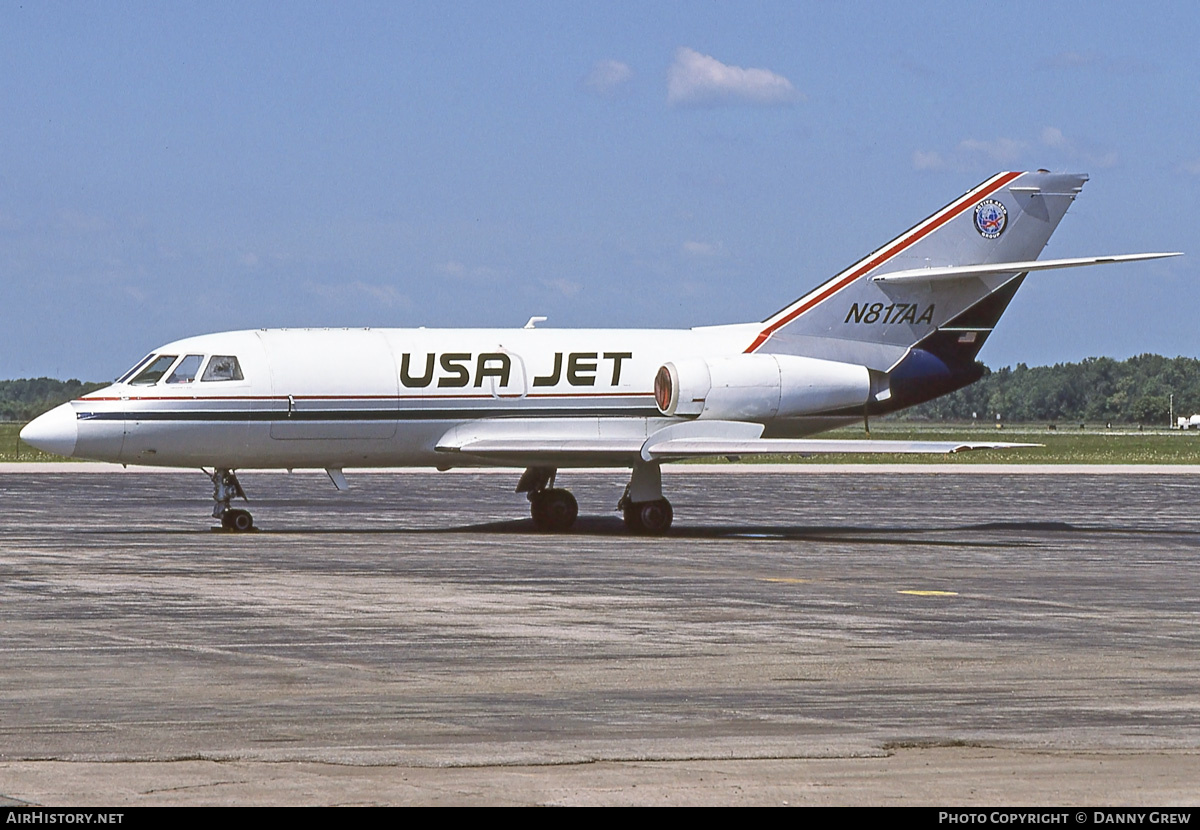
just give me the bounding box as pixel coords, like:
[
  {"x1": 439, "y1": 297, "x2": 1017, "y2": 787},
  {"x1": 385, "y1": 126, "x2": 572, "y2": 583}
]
[{"x1": 21, "y1": 172, "x2": 1178, "y2": 532}]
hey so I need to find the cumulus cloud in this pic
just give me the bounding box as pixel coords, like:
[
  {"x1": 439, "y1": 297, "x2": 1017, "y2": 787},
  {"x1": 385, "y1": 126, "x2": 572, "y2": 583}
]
[
  {"x1": 958, "y1": 137, "x2": 1028, "y2": 165},
  {"x1": 1040, "y1": 126, "x2": 1068, "y2": 149},
  {"x1": 667, "y1": 47, "x2": 800, "y2": 107},
  {"x1": 1043, "y1": 50, "x2": 1154, "y2": 75},
  {"x1": 436, "y1": 260, "x2": 506, "y2": 282},
  {"x1": 911, "y1": 137, "x2": 1027, "y2": 171},
  {"x1": 913, "y1": 129, "x2": 1117, "y2": 173},
  {"x1": 542, "y1": 278, "x2": 582, "y2": 297},
  {"x1": 681, "y1": 240, "x2": 722, "y2": 257},
  {"x1": 585, "y1": 59, "x2": 634, "y2": 96},
  {"x1": 306, "y1": 280, "x2": 410, "y2": 309},
  {"x1": 912, "y1": 150, "x2": 946, "y2": 171},
  {"x1": 1045, "y1": 50, "x2": 1098, "y2": 69},
  {"x1": 57, "y1": 209, "x2": 109, "y2": 233},
  {"x1": 436, "y1": 260, "x2": 466, "y2": 278},
  {"x1": 1039, "y1": 126, "x2": 1117, "y2": 168}
]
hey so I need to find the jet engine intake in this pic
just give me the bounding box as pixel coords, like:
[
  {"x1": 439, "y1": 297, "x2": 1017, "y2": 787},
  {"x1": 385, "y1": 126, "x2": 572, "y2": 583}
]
[{"x1": 654, "y1": 354, "x2": 871, "y2": 421}]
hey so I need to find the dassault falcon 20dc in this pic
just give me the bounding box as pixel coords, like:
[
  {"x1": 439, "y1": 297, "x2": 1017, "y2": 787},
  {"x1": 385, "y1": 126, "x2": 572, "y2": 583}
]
[{"x1": 22, "y1": 171, "x2": 1179, "y2": 533}]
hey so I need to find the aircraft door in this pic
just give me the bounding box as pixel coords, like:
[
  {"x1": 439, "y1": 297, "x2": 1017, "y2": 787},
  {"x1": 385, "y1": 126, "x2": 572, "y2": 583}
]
[
  {"x1": 491, "y1": 346, "x2": 528, "y2": 400},
  {"x1": 262, "y1": 330, "x2": 399, "y2": 440}
]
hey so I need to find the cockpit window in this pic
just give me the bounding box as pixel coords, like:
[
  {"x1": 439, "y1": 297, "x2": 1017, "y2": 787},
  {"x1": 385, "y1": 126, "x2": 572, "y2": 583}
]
[
  {"x1": 117, "y1": 353, "x2": 156, "y2": 384},
  {"x1": 202, "y1": 355, "x2": 244, "y2": 382},
  {"x1": 165, "y1": 354, "x2": 204, "y2": 384},
  {"x1": 129, "y1": 355, "x2": 178, "y2": 386}
]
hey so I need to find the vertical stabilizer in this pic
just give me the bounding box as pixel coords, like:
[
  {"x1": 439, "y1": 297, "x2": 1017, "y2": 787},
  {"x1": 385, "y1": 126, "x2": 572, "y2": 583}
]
[{"x1": 746, "y1": 171, "x2": 1087, "y2": 371}]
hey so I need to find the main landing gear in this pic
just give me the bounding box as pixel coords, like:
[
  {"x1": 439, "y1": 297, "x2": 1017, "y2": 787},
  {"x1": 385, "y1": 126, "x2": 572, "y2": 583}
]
[
  {"x1": 208, "y1": 468, "x2": 254, "y2": 531},
  {"x1": 518, "y1": 466, "x2": 578, "y2": 532},
  {"x1": 620, "y1": 497, "x2": 673, "y2": 534},
  {"x1": 617, "y1": 460, "x2": 673, "y2": 535},
  {"x1": 516, "y1": 461, "x2": 674, "y2": 535}
]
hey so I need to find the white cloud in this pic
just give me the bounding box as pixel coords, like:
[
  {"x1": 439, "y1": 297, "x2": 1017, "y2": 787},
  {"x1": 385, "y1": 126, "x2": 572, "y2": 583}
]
[
  {"x1": 1041, "y1": 126, "x2": 1068, "y2": 149},
  {"x1": 57, "y1": 209, "x2": 109, "y2": 233},
  {"x1": 958, "y1": 137, "x2": 1028, "y2": 165},
  {"x1": 1046, "y1": 50, "x2": 1097, "y2": 68},
  {"x1": 681, "y1": 240, "x2": 722, "y2": 257},
  {"x1": 1039, "y1": 126, "x2": 1117, "y2": 168},
  {"x1": 667, "y1": 47, "x2": 800, "y2": 107},
  {"x1": 585, "y1": 59, "x2": 633, "y2": 96},
  {"x1": 436, "y1": 259, "x2": 506, "y2": 282},
  {"x1": 306, "y1": 280, "x2": 410, "y2": 309},
  {"x1": 543, "y1": 278, "x2": 581, "y2": 297},
  {"x1": 914, "y1": 129, "x2": 1118, "y2": 173},
  {"x1": 911, "y1": 137, "x2": 1026, "y2": 172},
  {"x1": 912, "y1": 150, "x2": 947, "y2": 171}
]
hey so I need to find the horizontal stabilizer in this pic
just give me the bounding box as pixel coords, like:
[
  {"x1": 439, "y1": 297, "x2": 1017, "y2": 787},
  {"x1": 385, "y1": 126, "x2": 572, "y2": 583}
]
[{"x1": 872, "y1": 252, "x2": 1181, "y2": 284}]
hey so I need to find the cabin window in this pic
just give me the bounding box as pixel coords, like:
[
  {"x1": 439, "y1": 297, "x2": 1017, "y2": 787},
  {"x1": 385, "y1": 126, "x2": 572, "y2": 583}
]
[
  {"x1": 129, "y1": 355, "x2": 178, "y2": 386},
  {"x1": 202, "y1": 355, "x2": 244, "y2": 382},
  {"x1": 165, "y1": 354, "x2": 204, "y2": 384},
  {"x1": 117, "y1": 353, "x2": 156, "y2": 384}
]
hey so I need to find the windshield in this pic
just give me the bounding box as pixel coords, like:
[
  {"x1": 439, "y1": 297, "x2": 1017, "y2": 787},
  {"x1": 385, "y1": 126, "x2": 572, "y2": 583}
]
[
  {"x1": 165, "y1": 355, "x2": 204, "y2": 384},
  {"x1": 129, "y1": 355, "x2": 178, "y2": 386},
  {"x1": 116, "y1": 353, "x2": 156, "y2": 383}
]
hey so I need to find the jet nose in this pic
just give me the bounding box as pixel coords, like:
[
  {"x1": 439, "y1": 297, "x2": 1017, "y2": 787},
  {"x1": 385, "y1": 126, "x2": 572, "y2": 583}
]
[{"x1": 20, "y1": 403, "x2": 79, "y2": 458}]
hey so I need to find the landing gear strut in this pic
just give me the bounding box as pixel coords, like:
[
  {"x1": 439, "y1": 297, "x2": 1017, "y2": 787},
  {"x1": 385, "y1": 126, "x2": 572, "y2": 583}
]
[
  {"x1": 208, "y1": 468, "x2": 253, "y2": 531},
  {"x1": 517, "y1": 466, "x2": 578, "y2": 532},
  {"x1": 618, "y1": 461, "x2": 673, "y2": 535}
]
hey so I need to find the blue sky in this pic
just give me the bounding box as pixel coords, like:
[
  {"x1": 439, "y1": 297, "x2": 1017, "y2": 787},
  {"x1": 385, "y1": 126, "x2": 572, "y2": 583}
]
[{"x1": 2, "y1": 2, "x2": 1197, "y2": 380}]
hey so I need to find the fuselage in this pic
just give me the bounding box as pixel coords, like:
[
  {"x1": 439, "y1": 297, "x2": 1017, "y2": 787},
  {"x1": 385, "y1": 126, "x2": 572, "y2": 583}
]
[{"x1": 33, "y1": 322, "x2": 856, "y2": 470}]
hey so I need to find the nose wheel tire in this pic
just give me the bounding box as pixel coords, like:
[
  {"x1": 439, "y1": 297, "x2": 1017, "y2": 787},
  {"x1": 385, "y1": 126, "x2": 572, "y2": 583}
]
[
  {"x1": 530, "y1": 488, "x2": 578, "y2": 532},
  {"x1": 221, "y1": 508, "x2": 254, "y2": 532},
  {"x1": 623, "y1": 499, "x2": 673, "y2": 535}
]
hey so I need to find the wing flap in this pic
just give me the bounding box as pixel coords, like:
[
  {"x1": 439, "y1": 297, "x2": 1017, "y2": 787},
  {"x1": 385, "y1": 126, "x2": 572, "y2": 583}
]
[{"x1": 642, "y1": 437, "x2": 1038, "y2": 461}]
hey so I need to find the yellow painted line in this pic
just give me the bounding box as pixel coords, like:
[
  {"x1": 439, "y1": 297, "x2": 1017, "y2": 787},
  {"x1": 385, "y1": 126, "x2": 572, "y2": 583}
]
[
  {"x1": 761, "y1": 577, "x2": 811, "y2": 584},
  {"x1": 898, "y1": 590, "x2": 959, "y2": 596}
]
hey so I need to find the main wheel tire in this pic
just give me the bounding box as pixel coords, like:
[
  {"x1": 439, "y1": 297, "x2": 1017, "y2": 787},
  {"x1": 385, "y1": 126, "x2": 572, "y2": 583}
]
[
  {"x1": 530, "y1": 488, "x2": 578, "y2": 532},
  {"x1": 222, "y1": 508, "x2": 254, "y2": 532},
  {"x1": 623, "y1": 499, "x2": 673, "y2": 535}
]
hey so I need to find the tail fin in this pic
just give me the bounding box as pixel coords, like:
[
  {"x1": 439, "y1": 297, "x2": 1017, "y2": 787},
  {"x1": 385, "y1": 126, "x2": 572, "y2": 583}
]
[{"x1": 747, "y1": 171, "x2": 1087, "y2": 371}]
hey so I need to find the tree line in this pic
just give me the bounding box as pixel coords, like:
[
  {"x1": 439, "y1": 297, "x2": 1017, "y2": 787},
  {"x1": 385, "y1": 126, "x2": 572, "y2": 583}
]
[
  {"x1": 0, "y1": 378, "x2": 107, "y2": 422},
  {"x1": 900, "y1": 354, "x2": 1200, "y2": 425},
  {"x1": 4, "y1": 353, "x2": 1200, "y2": 425}
]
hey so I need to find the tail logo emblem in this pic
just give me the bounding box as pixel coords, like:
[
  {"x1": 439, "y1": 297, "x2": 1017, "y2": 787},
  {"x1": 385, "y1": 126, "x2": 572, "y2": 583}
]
[{"x1": 974, "y1": 199, "x2": 1008, "y2": 239}]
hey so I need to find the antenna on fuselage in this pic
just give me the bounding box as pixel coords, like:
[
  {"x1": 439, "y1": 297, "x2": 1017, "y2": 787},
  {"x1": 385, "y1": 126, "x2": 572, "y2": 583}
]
[{"x1": 524, "y1": 316, "x2": 548, "y2": 329}]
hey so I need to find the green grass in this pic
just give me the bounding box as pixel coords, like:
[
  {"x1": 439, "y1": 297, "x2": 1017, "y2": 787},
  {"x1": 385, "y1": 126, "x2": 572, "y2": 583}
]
[
  {"x1": 715, "y1": 421, "x2": 1200, "y2": 465},
  {"x1": 5, "y1": 420, "x2": 1200, "y2": 465},
  {"x1": 0, "y1": 422, "x2": 89, "y2": 462}
]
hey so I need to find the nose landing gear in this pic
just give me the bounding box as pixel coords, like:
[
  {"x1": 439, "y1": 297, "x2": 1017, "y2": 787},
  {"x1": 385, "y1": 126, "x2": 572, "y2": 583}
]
[{"x1": 207, "y1": 468, "x2": 254, "y2": 532}]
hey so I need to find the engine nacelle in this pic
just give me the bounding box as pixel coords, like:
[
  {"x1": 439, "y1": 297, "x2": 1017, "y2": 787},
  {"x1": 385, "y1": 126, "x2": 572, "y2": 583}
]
[{"x1": 654, "y1": 354, "x2": 871, "y2": 421}]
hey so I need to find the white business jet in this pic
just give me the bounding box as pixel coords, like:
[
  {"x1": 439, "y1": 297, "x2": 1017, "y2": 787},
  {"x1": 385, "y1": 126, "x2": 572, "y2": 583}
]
[{"x1": 21, "y1": 171, "x2": 1178, "y2": 532}]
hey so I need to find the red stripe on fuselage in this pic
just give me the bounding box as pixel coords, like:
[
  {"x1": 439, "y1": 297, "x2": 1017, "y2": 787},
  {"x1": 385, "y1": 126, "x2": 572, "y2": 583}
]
[
  {"x1": 78, "y1": 391, "x2": 655, "y2": 403},
  {"x1": 744, "y1": 171, "x2": 1023, "y2": 353}
]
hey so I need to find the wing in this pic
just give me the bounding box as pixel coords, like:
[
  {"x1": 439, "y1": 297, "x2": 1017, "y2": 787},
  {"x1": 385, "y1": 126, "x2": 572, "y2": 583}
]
[{"x1": 435, "y1": 418, "x2": 1036, "y2": 465}]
